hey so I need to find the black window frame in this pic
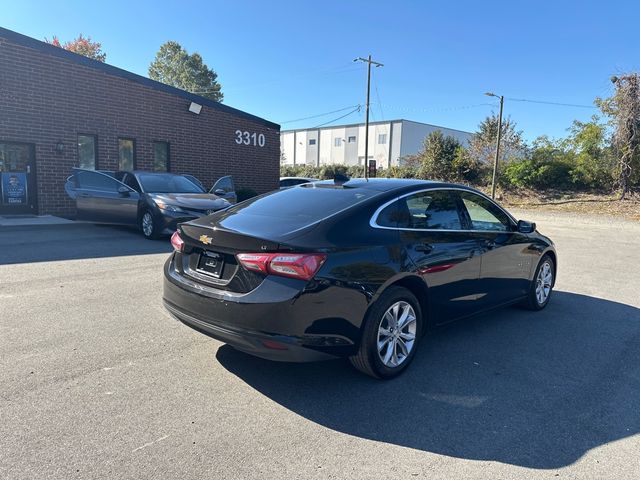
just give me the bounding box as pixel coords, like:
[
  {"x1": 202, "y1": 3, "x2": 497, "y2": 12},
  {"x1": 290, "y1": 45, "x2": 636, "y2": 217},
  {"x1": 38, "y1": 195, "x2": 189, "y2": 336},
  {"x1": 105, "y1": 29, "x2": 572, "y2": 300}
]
[
  {"x1": 369, "y1": 187, "x2": 517, "y2": 233},
  {"x1": 118, "y1": 137, "x2": 136, "y2": 171},
  {"x1": 77, "y1": 134, "x2": 98, "y2": 170},
  {"x1": 153, "y1": 141, "x2": 170, "y2": 172}
]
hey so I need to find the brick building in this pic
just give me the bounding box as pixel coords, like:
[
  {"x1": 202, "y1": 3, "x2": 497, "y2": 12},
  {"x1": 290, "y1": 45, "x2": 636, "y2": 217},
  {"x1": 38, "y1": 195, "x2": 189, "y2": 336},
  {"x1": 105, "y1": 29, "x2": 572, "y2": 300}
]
[{"x1": 0, "y1": 27, "x2": 280, "y2": 217}]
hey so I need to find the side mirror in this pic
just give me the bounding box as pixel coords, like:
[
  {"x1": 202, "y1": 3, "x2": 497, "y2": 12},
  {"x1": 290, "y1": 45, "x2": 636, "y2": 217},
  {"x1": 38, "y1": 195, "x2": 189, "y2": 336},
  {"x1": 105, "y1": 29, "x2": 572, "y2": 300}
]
[
  {"x1": 517, "y1": 219, "x2": 536, "y2": 234},
  {"x1": 214, "y1": 188, "x2": 226, "y2": 196},
  {"x1": 117, "y1": 186, "x2": 131, "y2": 196}
]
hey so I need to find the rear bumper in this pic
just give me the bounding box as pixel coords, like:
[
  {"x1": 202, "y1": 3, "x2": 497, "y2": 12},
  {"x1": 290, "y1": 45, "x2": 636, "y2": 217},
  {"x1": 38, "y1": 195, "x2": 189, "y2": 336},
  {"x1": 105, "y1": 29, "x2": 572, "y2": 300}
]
[
  {"x1": 163, "y1": 299, "x2": 336, "y2": 362},
  {"x1": 162, "y1": 255, "x2": 358, "y2": 362}
]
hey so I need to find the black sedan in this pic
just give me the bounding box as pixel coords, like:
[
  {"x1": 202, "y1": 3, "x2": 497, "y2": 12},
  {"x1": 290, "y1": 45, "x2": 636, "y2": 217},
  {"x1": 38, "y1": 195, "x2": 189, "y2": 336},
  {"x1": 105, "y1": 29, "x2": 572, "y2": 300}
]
[
  {"x1": 65, "y1": 169, "x2": 236, "y2": 238},
  {"x1": 163, "y1": 178, "x2": 556, "y2": 379}
]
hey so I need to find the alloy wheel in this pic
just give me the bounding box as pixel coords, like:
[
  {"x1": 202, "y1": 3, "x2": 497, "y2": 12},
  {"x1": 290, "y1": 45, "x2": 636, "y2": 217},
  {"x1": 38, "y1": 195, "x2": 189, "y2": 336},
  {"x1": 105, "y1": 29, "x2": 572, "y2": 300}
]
[
  {"x1": 377, "y1": 301, "x2": 417, "y2": 368},
  {"x1": 142, "y1": 212, "x2": 154, "y2": 237},
  {"x1": 535, "y1": 261, "x2": 553, "y2": 305}
]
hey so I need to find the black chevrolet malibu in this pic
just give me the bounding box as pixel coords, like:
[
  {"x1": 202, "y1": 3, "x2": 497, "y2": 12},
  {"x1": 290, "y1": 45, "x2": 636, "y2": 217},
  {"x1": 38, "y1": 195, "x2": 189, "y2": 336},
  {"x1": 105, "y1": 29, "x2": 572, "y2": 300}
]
[{"x1": 163, "y1": 179, "x2": 556, "y2": 379}]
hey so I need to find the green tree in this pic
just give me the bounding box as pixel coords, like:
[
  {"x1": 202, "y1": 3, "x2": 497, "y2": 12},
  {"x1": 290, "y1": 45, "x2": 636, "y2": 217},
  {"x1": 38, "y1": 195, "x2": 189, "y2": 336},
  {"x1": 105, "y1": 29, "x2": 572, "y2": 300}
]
[
  {"x1": 149, "y1": 41, "x2": 223, "y2": 102},
  {"x1": 417, "y1": 131, "x2": 462, "y2": 181},
  {"x1": 468, "y1": 113, "x2": 526, "y2": 166},
  {"x1": 45, "y1": 34, "x2": 106, "y2": 62},
  {"x1": 565, "y1": 116, "x2": 615, "y2": 189},
  {"x1": 451, "y1": 145, "x2": 482, "y2": 183}
]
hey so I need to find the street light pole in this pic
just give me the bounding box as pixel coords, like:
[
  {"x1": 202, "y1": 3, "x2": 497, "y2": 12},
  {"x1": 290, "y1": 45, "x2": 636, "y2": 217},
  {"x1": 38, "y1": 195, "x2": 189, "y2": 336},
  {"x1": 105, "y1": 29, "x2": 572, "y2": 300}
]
[
  {"x1": 355, "y1": 55, "x2": 383, "y2": 179},
  {"x1": 485, "y1": 92, "x2": 504, "y2": 199}
]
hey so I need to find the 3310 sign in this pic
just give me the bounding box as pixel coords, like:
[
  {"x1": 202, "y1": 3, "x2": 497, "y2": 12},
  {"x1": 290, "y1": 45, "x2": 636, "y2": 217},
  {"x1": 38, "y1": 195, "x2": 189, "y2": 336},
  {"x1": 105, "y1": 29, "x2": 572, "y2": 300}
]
[{"x1": 235, "y1": 130, "x2": 266, "y2": 147}]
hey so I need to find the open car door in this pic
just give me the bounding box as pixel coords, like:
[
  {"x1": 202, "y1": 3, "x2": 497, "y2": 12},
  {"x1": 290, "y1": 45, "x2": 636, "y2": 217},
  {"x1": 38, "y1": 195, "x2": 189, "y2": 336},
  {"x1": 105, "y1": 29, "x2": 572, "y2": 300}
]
[
  {"x1": 210, "y1": 175, "x2": 237, "y2": 204},
  {"x1": 65, "y1": 169, "x2": 140, "y2": 224}
]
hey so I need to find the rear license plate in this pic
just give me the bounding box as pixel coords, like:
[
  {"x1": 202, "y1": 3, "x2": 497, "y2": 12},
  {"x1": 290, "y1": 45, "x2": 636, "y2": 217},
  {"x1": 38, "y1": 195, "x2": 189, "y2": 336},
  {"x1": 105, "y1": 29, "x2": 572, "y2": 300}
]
[{"x1": 196, "y1": 252, "x2": 224, "y2": 278}]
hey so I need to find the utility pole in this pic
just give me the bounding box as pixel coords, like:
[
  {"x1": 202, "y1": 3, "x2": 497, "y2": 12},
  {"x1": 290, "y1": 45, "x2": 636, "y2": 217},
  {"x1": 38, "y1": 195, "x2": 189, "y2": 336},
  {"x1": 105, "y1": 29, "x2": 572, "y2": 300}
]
[
  {"x1": 355, "y1": 55, "x2": 383, "y2": 179},
  {"x1": 485, "y1": 92, "x2": 504, "y2": 199}
]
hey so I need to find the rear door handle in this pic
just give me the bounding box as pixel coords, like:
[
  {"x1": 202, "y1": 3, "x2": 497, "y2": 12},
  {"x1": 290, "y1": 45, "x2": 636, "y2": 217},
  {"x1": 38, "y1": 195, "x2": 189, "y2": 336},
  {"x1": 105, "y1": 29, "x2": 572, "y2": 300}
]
[{"x1": 415, "y1": 243, "x2": 433, "y2": 254}]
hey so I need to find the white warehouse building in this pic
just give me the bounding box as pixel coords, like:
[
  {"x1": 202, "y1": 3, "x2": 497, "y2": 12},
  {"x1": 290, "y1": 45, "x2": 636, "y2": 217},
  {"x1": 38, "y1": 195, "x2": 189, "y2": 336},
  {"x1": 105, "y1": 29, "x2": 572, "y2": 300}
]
[{"x1": 280, "y1": 119, "x2": 472, "y2": 169}]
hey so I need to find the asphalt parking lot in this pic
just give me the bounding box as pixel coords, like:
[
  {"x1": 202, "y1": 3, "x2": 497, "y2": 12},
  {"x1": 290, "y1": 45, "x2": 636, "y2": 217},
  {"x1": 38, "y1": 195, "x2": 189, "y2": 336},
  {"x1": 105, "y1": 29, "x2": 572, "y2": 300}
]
[{"x1": 1, "y1": 213, "x2": 639, "y2": 480}]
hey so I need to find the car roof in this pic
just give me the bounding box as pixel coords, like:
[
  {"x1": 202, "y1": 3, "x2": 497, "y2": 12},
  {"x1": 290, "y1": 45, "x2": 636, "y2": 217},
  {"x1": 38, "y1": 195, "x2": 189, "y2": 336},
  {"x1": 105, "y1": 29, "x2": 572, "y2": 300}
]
[
  {"x1": 280, "y1": 176, "x2": 318, "y2": 181},
  {"x1": 306, "y1": 177, "x2": 479, "y2": 193}
]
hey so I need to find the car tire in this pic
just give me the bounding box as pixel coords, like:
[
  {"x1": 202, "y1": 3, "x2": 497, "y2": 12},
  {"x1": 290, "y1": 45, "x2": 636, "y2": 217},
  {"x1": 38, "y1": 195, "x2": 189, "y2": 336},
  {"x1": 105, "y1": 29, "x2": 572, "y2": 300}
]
[
  {"x1": 521, "y1": 254, "x2": 555, "y2": 311},
  {"x1": 140, "y1": 210, "x2": 159, "y2": 239},
  {"x1": 349, "y1": 286, "x2": 423, "y2": 380}
]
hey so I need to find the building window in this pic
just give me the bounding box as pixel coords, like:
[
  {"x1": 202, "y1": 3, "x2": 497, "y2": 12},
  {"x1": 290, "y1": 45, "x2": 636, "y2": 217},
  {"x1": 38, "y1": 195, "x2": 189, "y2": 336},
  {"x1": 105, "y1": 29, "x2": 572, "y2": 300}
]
[
  {"x1": 334, "y1": 138, "x2": 342, "y2": 147},
  {"x1": 347, "y1": 136, "x2": 356, "y2": 143},
  {"x1": 378, "y1": 134, "x2": 388, "y2": 145},
  {"x1": 153, "y1": 142, "x2": 170, "y2": 172},
  {"x1": 308, "y1": 139, "x2": 316, "y2": 145},
  {"x1": 77, "y1": 134, "x2": 97, "y2": 170},
  {"x1": 118, "y1": 138, "x2": 135, "y2": 171}
]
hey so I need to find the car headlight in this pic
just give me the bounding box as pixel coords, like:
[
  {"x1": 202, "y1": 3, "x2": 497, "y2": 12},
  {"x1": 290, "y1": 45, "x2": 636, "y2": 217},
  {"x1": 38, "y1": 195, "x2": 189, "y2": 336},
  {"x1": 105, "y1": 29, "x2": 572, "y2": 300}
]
[{"x1": 155, "y1": 201, "x2": 184, "y2": 213}]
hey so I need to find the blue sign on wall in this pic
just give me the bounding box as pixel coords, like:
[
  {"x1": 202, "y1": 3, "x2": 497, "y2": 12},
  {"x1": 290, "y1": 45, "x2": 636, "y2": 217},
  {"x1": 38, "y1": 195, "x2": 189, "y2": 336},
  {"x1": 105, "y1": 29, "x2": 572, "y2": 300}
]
[{"x1": 1, "y1": 172, "x2": 28, "y2": 206}]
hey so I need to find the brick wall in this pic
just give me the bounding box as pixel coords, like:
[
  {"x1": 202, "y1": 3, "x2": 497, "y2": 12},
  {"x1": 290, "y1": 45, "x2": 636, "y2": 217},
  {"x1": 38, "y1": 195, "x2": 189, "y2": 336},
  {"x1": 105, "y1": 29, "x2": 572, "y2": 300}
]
[{"x1": 0, "y1": 34, "x2": 280, "y2": 217}]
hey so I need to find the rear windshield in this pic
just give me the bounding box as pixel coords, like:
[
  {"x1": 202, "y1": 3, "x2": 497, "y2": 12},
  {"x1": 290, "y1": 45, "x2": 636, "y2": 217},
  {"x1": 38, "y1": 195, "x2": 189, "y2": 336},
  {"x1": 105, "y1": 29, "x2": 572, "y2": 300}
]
[
  {"x1": 138, "y1": 174, "x2": 205, "y2": 193},
  {"x1": 228, "y1": 185, "x2": 380, "y2": 223}
]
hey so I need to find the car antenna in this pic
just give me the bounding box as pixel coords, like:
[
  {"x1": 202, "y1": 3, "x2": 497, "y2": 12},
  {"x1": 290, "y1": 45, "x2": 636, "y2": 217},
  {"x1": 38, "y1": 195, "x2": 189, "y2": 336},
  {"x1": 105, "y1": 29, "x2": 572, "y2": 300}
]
[{"x1": 334, "y1": 173, "x2": 350, "y2": 185}]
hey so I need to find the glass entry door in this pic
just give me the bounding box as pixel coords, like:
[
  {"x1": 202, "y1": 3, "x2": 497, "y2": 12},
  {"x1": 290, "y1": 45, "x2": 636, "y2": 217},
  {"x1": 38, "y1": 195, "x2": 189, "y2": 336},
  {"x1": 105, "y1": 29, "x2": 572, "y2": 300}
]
[{"x1": 0, "y1": 142, "x2": 37, "y2": 215}]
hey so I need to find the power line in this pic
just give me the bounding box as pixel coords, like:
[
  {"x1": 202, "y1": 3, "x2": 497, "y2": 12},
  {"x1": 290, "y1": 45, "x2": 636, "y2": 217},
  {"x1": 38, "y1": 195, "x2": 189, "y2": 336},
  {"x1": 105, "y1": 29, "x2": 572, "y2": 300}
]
[
  {"x1": 313, "y1": 105, "x2": 362, "y2": 128},
  {"x1": 280, "y1": 105, "x2": 360, "y2": 124},
  {"x1": 374, "y1": 102, "x2": 496, "y2": 113},
  {"x1": 506, "y1": 97, "x2": 597, "y2": 109}
]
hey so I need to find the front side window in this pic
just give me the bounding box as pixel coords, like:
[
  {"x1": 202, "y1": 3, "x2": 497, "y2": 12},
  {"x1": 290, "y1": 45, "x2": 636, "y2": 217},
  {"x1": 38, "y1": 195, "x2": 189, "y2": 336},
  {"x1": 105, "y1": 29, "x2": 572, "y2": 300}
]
[
  {"x1": 376, "y1": 190, "x2": 462, "y2": 230},
  {"x1": 153, "y1": 142, "x2": 169, "y2": 172},
  {"x1": 78, "y1": 135, "x2": 97, "y2": 170},
  {"x1": 212, "y1": 175, "x2": 235, "y2": 194},
  {"x1": 118, "y1": 138, "x2": 135, "y2": 171},
  {"x1": 122, "y1": 173, "x2": 141, "y2": 192},
  {"x1": 459, "y1": 191, "x2": 511, "y2": 231}
]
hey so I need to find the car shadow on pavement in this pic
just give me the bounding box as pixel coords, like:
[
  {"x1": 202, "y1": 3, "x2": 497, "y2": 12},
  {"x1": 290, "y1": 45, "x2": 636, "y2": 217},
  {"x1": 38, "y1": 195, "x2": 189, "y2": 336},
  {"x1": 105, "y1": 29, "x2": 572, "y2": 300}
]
[
  {"x1": 0, "y1": 224, "x2": 171, "y2": 265},
  {"x1": 216, "y1": 291, "x2": 640, "y2": 469}
]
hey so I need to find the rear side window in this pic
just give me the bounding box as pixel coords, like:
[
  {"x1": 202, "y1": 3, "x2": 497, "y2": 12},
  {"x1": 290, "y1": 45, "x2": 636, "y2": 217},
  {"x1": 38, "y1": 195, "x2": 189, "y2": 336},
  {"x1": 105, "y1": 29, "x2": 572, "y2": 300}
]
[
  {"x1": 75, "y1": 171, "x2": 122, "y2": 192},
  {"x1": 228, "y1": 185, "x2": 380, "y2": 225},
  {"x1": 375, "y1": 190, "x2": 462, "y2": 230}
]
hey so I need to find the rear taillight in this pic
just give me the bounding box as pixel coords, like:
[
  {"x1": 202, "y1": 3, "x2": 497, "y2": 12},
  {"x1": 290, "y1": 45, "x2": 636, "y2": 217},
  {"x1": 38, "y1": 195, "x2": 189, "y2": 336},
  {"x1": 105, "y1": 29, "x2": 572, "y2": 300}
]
[
  {"x1": 236, "y1": 253, "x2": 326, "y2": 281},
  {"x1": 171, "y1": 231, "x2": 184, "y2": 252}
]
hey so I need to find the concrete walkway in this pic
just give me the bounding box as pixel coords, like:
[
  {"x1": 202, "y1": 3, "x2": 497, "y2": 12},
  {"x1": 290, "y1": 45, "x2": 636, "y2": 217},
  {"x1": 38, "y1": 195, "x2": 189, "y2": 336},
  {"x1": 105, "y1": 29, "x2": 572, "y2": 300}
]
[{"x1": 0, "y1": 215, "x2": 75, "y2": 227}]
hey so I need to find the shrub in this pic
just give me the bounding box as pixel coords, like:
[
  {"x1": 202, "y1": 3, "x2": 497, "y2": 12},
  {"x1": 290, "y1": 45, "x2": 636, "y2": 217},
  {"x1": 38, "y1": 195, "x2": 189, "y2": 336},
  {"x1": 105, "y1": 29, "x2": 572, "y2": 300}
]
[{"x1": 502, "y1": 158, "x2": 573, "y2": 190}]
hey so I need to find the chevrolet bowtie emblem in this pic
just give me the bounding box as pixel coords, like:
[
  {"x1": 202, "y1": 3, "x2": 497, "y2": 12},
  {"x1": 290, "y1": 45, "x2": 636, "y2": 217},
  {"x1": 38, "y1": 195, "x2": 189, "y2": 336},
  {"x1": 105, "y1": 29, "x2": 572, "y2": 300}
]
[{"x1": 199, "y1": 234, "x2": 212, "y2": 245}]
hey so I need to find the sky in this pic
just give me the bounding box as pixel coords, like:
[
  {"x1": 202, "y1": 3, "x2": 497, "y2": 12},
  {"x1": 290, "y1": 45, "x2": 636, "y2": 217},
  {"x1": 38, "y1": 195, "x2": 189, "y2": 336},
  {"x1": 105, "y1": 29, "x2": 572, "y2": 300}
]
[{"x1": 2, "y1": 0, "x2": 639, "y2": 141}]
